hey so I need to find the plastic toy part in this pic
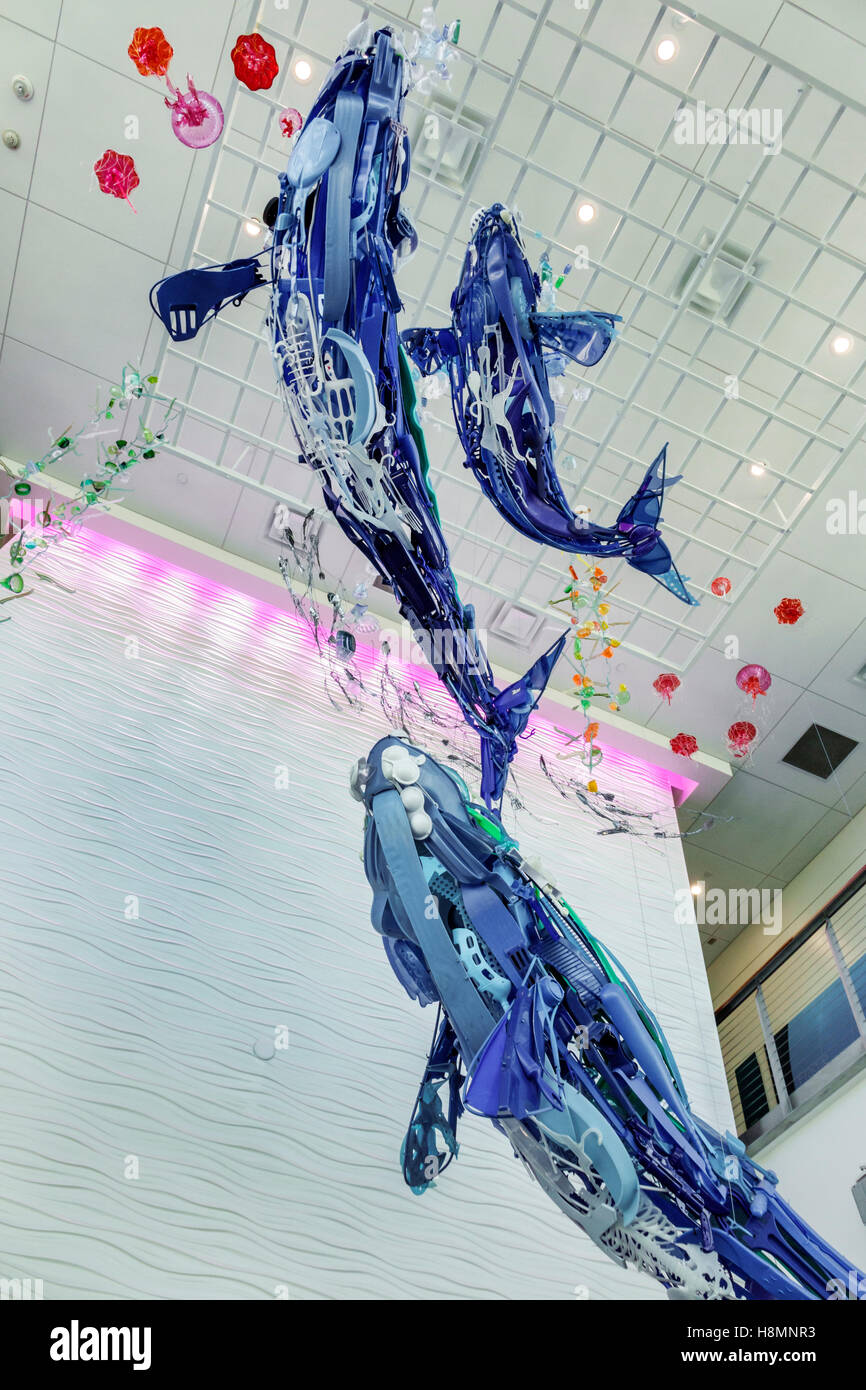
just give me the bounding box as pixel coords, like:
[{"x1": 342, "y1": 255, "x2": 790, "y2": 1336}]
[
  {"x1": 231, "y1": 32, "x2": 279, "y2": 91},
  {"x1": 402, "y1": 203, "x2": 697, "y2": 606},
  {"x1": 360, "y1": 734, "x2": 865, "y2": 1300},
  {"x1": 670, "y1": 732, "x2": 698, "y2": 757},
  {"x1": 165, "y1": 74, "x2": 224, "y2": 148},
  {"x1": 736, "y1": 663, "x2": 772, "y2": 701},
  {"x1": 93, "y1": 149, "x2": 140, "y2": 210}
]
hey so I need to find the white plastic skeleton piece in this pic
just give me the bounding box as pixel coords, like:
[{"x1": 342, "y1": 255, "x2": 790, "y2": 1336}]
[{"x1": 473, "y1": 335, "x2": 523, "y2": 468}]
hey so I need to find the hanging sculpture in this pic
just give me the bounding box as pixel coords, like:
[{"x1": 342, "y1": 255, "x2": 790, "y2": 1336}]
[
  {"x1": 146, "y1": 23, "x2": 861, "y2": 1301},
  {"x1": 402, "y1": 203, "x2": 698, "y2": 607},
  {"x1": 127, "y1": 25, "x2": 224, "y2": 150},
  {"x1": 356, "y1": 734, "x2": 861, "y2": 1301}
]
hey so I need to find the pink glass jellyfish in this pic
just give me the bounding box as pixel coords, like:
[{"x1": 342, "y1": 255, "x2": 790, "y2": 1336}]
[
  {"x1": 728, "y1": 721, "x2": 757, "y2": 759},
  {"x1": 279, "y1": 107, "x2": 303, "y2": 139},
  {"x1": 127, "y1": 26, "x2": 224, "y2": 150},
  {"x1": 652, "y1": 672, "x2": 681, "y2": 704},
  {"x1": 736, "y1": 663, "x2": 772, "y2": 701},
  {"x1": 165, "y1": 75, "x2": 224, "y2": 149}
]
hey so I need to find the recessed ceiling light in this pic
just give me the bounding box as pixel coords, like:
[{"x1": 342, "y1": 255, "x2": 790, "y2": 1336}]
[
  {"x1": 656, "y1": 37, "x2": 678, "y2": 62},
  {"x1": 244, "y1": 218, "x2": 262, "y2": 237},
  {"x1": 576, "y1": 202, "x2": 595, "y2": 223},
  {"x1": 831, "y1": 333, "x2": 852, "y2": 355},
  {"x1": 749, "y1": 462, "x2": 766, "y2": 477},
  {"x1": 690, "y1": 881, "x2": 705, "y2": 896},
  {"x1": 294, "y1": 58, "x2": 312, "y2": 82}
]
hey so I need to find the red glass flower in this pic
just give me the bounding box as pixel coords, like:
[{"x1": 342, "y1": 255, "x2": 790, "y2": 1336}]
[
  {"x1": 736, "y1": 664, "x2": 772, "y2": 701},
  {"x1": 728, "y1": 721, "x2": 757, "y2": 758},
  {"x1": 128, "y1": 26, "x2": 174, "y2": 78},
  {"x1": 670, "y1": 733, "x2": 698, "y2": 758},
  {"x1": 279, "y1": 107, "x2": 303, "y2": 139},
  {"x1": 231, "y1": 33, "x2": 279, "y2": 91},
  {"x1": 774, "y1": 597, "x2": 804, "y2": 625},
  {"x1": 93, "y1": 150, "x2": 140, "y2": 210},
  {"x1": 711, "y1": 576, "x2": 731, "y2": 597},
  {"x1": 652, "y1": 672, "x2": 681, "y2": 704}
]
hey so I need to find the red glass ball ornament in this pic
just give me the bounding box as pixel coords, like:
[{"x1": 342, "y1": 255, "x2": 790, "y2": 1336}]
[
  {"x1": 231, "y1": 32, "x2": 279, "y2": 91},
  {"x1": 774, "y1": 597, "x2": 804, "y2": 625},
  {"x1": 711, "y1": 576, "x2": 731, "y2": 597}
]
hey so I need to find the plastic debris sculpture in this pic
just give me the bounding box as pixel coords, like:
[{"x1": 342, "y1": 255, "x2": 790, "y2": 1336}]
[
  {"x1": 150, "y1": 28, "x2": 563, "y2": 807},
  {"x1": 146, "y1": 22, "x2": 858, "y2": 1299},
  {"x1": 357, "y1": 734, "x2": 864, "y2": 1300},
  {"x1": 401, "y1": 202, "x2": 698, "y2": 607}
]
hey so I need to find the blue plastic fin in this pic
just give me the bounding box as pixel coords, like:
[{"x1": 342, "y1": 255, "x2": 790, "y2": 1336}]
[
  {"x1": 530, "y1": 310, "x2": 621, "y2": 367},
  {"x1": 465, "y1": 978, "x2": 564, "y2": 1120},
  {"x1": 149, "y1": 257, "x2": 267, "y2": 343}
]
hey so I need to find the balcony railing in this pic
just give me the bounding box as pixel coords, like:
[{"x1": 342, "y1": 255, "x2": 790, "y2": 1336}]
[{"x1": 714, "y1": 867, "x2": 866, "y2": 1148}]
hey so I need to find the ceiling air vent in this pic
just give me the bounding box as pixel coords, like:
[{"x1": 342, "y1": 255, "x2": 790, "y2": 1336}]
[
  {"x1": 488, "y1": 599, "x2": 545, "y2": 649},
  {"x1": 781, "y1": 723, "x2": 858, "y2": 780},
  {"x1": 408, "y1": 94, "x2": 490, "y2": 192},
  {"x1": 675, "y1": 230, "x2": 760, "y2": 322}
]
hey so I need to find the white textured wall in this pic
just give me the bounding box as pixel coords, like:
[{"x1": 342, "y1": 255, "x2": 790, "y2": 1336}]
[
  {"x1": 757, "y1": 1070, "x2": 866, "y2": 1274},
  {"x1": 0, "y1": 528, "x2": 731, "y2": 1300}
]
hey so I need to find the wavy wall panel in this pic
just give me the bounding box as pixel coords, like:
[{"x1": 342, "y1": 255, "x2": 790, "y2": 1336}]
[{"x1": 0, "y1": 530, "x2": 732, "y2": 1299}]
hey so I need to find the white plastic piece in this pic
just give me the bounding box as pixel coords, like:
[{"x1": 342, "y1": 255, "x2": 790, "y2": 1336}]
[
  {"x1": 348, "y1": 758, "x2": 369, "y2": 803},
  {"x1": 408, "y1": 810, "x2": 433, "y2": 840},
  {"x1": 400, "y1": 785, "x2": 424, "y2": 813},
  {"x1": 381, "y1": 746, "x2": 421, "y2": 786}
]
